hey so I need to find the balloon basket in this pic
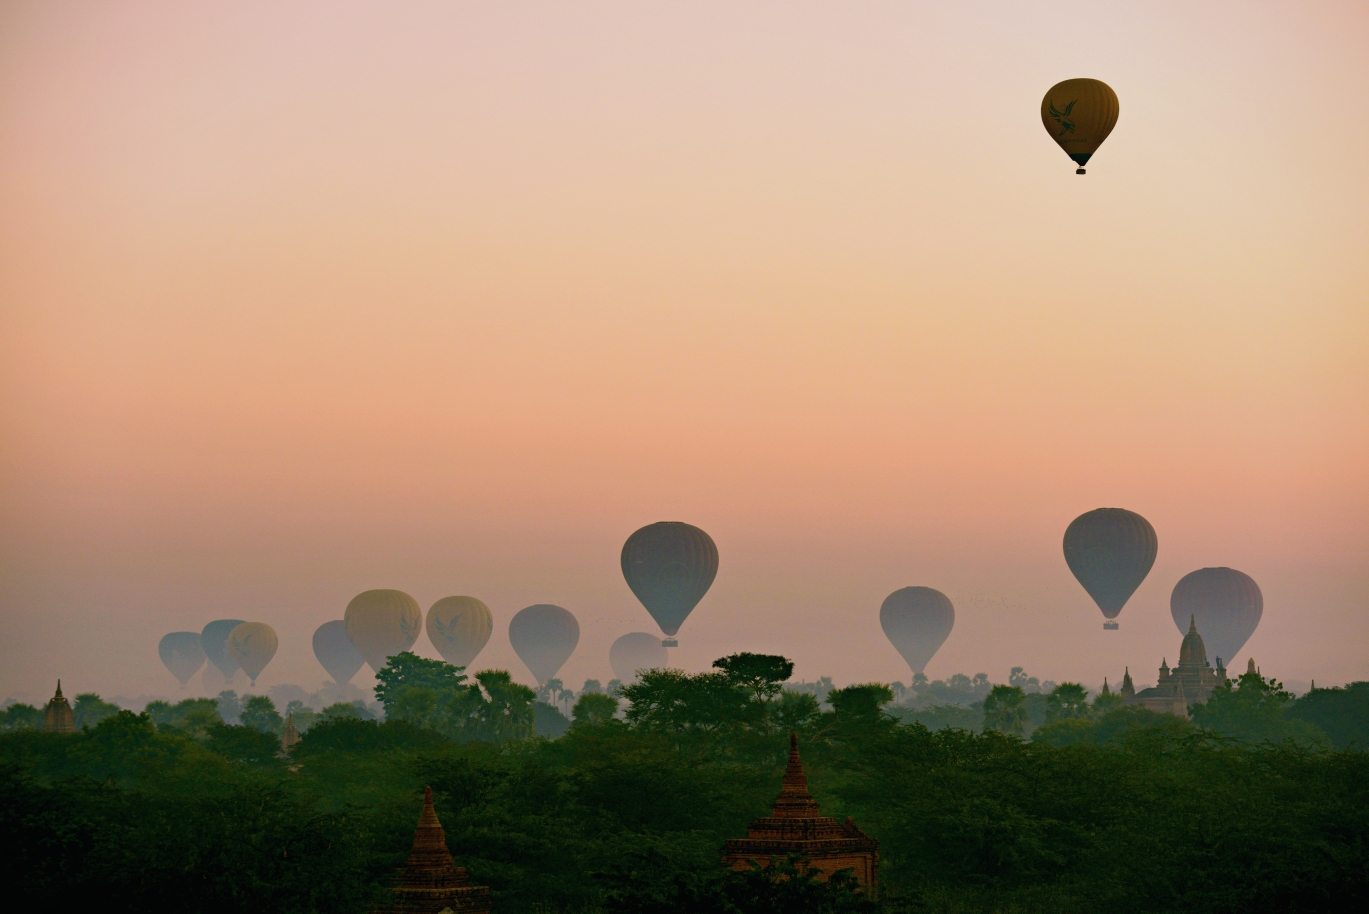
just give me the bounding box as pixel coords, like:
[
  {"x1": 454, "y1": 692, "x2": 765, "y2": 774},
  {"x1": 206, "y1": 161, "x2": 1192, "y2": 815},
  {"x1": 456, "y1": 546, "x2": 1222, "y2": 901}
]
[
  {"x1": 1103, "y1": 621, "x2": 1119, "y2": 630},
  {"x1": 1076, "y1": 168, "x2": 1086, "y2": 175},
  {"x1": 661, "y1": 638, "x2": 678, "y2": 647}
]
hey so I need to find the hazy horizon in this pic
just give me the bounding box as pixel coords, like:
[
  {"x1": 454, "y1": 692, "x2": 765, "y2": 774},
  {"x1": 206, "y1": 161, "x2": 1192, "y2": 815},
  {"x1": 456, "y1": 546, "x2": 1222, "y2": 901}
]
[{"x1": 3, "y1": 2, "x2": 1366, "y2": 705}]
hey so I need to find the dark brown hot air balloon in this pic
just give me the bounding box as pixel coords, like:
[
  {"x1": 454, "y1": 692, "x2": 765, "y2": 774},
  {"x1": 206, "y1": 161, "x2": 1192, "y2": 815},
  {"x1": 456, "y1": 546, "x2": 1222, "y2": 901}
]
[
  {"x1": 1170, "y1": 567, "x2": 1263, "y2": 666},
  {"x1": 621, "y1": 522, "x2": 718, "y2": 647},
  {"x1": 1063, "y1": 508, "x2": 1157, "y2": 629},
  {"x1": 1041, "y1": 78, "x2": 1119, "y2": 174},
  {"x1": 880, "y1": 587, "x2": 955, "y2": 675},
  {"x1": 508, "y1": 604, "x2": 579, "y2": 685}
]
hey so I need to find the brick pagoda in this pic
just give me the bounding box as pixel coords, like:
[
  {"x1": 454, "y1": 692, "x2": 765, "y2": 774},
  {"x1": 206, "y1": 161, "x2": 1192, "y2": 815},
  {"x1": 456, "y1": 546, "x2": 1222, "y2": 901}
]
[
  {"x1": 373, "y1": 786, "x2": 493, "y2": 914},
  {"x1": 722, "y1": 733, "x2": 878, "y2": 889},
  {"x1": 43, "y1": 680, "x2": 76, "y2": 733}
]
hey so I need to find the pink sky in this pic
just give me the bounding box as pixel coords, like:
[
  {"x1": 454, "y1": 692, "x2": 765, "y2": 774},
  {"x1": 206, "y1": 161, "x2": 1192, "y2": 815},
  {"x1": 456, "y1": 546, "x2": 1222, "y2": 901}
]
[{"x1": 2, "y1": 1, "x2": 1366, "y2": 704}]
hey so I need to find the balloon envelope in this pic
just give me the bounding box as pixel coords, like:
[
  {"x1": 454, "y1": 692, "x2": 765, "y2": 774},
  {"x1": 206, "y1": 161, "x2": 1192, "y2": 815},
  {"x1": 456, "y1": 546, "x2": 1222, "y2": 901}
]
[
  {"x1": 344, "y1": 589, "x2": 422, "y2": 672},
  {"x1": 609, "y1": 632, "x2": 668, "y2": 685},
  {"x1": 426, "y1": 596, "x2": 493, "y2": 668},
  {"x1": 1063, "y1": 508, "x2": 1157, "y2": 623},
  {"x1": 880, "y1": 587, "x2": 954, "y2": 675},
  {"x1": 201, "y1": 619, "x2": 247, "y2": 679},
  {"x1": 509, "y1": 604, "x2": 579, "y2": 685},
  {"x1": 313, "y1": 620, "x2": 365, "y2": 685},
  {"x1": 226, "y1": 622, "x2": 278, "y2": 685},
  {"x1": 1171, "y1": 568, "x2": 1263, "y2": 666},
  {"x1": 1041, "y1": 78, "x2": 1119, "y2": 171},
  {"x1": 621, "y1": 522, "x2": 718, "y2": 638},
  {"x1": 158, "y1": 632, "x2": 206, "y2": 687}
]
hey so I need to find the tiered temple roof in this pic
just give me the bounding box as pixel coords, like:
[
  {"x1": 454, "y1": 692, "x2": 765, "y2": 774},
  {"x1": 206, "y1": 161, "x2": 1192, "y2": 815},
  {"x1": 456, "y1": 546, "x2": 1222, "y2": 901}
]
[
  {"x1": 43, "y1": 681, "x2": 76, "y2": 733},
  {"x1": 1124, "y1": 616, "x2": 1224, "y2": 717},
  {"x1": 722, "y1": 734, "x2": 879, "y2": 889},
  {"x1": 372, "y1": 787, "x2": 492, "y2": 914}
]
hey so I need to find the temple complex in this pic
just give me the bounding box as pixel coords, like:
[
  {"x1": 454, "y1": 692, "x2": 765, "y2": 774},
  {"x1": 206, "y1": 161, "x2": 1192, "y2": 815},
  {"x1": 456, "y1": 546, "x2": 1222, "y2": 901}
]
[
  {"x1": 280, "y1": 712, "x2": 300, "y2": 752},
  {"x1": 372, "y1": 786, "x2": 492, "y2": 914},
  {"x1": 722, "y1": 734, "x2": 879, "y2": 890},
  {"x1": 42, "y1": 680, "x2": 76, "y2": 733},
  {"x1": 1123, "y1": 615, "x2": 1226, "y2": 718}
]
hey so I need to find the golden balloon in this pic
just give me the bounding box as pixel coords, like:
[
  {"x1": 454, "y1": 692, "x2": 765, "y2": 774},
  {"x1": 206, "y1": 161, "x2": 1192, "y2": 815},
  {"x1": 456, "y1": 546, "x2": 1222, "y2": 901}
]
[
  {"x1": 1041, "y1": 78, "x2": 1119, "y2": 174},
  {"x1": 344, "y1": 589, "x2": 422, "y2": 672},
  {"x1": 426, "y1": 596, "x2": 493, "y2": 668},
  {"x1": 226, "y1": 622, "x2": 278, "y2": 686}
]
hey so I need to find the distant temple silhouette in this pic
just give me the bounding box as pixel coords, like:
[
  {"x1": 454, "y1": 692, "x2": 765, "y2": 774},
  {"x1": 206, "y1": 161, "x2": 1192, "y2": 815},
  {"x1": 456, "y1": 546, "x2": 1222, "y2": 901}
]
[
  {"x1": 43, "y1": 681, "x2": 76, "y2": 733},
  {"x1": 1121, "y1": 615, "x2": 1228, "y2": 717},
  {"x1": 722, "y1": 733, "x2": 878, "y2": 889},
  {"x1": 372, "y1": 786, "x2": 492, "y2": 914}
]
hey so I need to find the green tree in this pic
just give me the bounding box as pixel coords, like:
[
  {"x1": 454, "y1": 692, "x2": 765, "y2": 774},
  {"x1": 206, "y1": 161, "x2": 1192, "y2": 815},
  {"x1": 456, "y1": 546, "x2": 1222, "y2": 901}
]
[
  {"x1": 216, "y1": 689, "x2": 243, "y2": 723},
  {"x1": 621, "y1": 668, "x2": 754, "y2": 736},
  {"x1": 827, "y1": 683, "x2": 895, "y2": 739},
  {"x1": 982, "y1": 684, "x2": 1028, "y2": 736},
  {"x1": 0, "y1": 702, "x2": 43, "y2": 730},
  {"x1": 713, "y1": 653, "x2": 795, "y2": 705},
  {"x1": 572, "y1": 692, "x2": 620, "y2": 726},
  {"x1": 72, "y1": 693, "x2": 121, "y2": 729},
  {"x1": 469, "y1": 670, "x2": 536, "y2": 742},
  {"x1": 1044, "y1": 682, "x2": 1090, "y2": 722},
  {"x1": 773, "y1": 690, "x2": 822, "y2": 735},
  {"x1": 374, "y1": 651, "x2": 468, "y2": 709},
  {"x1": 1191, "y1": 669, "x2": 1327, "y2": 745},
  {"x1": 239, "y1": 695, "x2": 284, "y2": 734},
  {"x1": 1286, "y1": 681, "x2": 1369, "y2": 749},
  {"x1": 321, "y1": 700, "x2": 374, "y2": 721}
]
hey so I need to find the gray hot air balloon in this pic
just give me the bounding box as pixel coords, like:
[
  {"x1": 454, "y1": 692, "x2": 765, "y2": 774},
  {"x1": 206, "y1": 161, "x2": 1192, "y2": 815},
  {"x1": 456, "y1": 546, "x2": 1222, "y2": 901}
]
[
  {"x1": 609, "y1": 632, "x2": 668, "y2": 685},
  {"x1": 880, "y1": 587, "x2": 954, "y2": 675},
  {"x1": 1170, "y1": 567, "x2": 1263, "y2": 666},
  {"x1": 1063, "y1": 508, "x2": 1157, "y2": 629},
  {"x1": 158, "y1": 632, "x2": 206, "y2": 688},
  {"x1": 313, "y1": 620, "x2": 365, "y2": 685},
  {"x1": 201, "y1": 619, "x2": 247, "y2": 681},
  {"x1": 509, "y1": 604, "x2": 579, "y2": 685},
  {"x1": 621, "y1": 522, "x2": 718, "y2": 647}
]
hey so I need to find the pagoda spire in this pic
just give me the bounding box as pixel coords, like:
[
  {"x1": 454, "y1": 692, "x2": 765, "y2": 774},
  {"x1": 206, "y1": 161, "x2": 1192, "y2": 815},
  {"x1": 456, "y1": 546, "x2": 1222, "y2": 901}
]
[
  {"x1": 371, "y1": 786, "x2": 491, "y2": 913},
  {"x1": 1188, "y1": 614, "x2": 1198, "y2": 635},
  {"x1": 43, "y1": 680, "x2": 76, "y2": 733},
  {"x1": 771, "y1": 733, "x2": 822, "y2": 818},
  {"x1": 280, "y1": 712, "x2": 300, "y2": 752},
  {"x1": 1120, "y1": 667, "x2": 1135, "y2": 698}
]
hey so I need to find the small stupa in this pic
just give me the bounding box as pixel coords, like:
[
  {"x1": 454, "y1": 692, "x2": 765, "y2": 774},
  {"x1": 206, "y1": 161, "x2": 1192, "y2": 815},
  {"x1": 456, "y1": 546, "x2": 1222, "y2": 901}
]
[
  {"x1": 280, "y1": 712, "x2": 300, "y2": 753},
  {"x1": 372, "y1": 786, "x2": 492, "y2": 914},
  {"x1": 43, "y1": 681, "x2": 77, "y2": 733},
  {"x1": 722, "y1": 734, "x2": 879, "y2": 889}
]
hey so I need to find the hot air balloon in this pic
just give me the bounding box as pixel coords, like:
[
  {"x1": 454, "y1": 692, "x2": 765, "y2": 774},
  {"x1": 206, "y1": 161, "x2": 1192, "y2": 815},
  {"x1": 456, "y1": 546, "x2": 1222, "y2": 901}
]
[
  {"x1": 201, "y1": 619, "x2": 247, "y2": 683},
  {"x1": 621, "y1": 522, "x2": 718, "y2": 647},
  {"x1": 426, "y1": 596, "x2": 493, "y2": 668},
  {"x1": 609, "y1": 632, "x2": 668, "y2": 685},
  {"x1": 158, "y1": 632, "x2": 206, "y2": 688},
  {"x1": 1171, "y1": 568, "x2": 1263, "y2": 666},
  {"x1": 344, "y1": 589, "x2": 422, "y2": 673},
  {"x1": 1063, "y1": 508, "x2": 1157, "y2": 629},
  {"x1": 880, "y1": 587, "x2": 954, "y2": 675},
  {"x1": 226, "y1": 622, "x2": 278, "y2": 686},
  {"x1": 1041, "y1": 78, "x2": 1119, "y2": 174},
  {"x1": 509, "y1": 604, "x2": 579, "y2": 685},
  {"x1": 313, "y1": 620, "x2": 365, "y2": 685}
]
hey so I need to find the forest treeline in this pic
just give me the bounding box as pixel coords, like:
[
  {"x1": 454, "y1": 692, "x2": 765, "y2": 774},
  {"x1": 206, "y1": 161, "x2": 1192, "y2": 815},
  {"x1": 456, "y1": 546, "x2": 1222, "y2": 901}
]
[{"x1": 3, "y1": 654, "x2": 1367, "y2": 913}]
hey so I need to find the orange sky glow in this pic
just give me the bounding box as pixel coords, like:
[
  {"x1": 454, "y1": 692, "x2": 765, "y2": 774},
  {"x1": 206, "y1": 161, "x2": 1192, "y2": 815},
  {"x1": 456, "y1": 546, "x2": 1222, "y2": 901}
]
[{"x1": 2, "y1": 1, "x2": 1367, "y2": 703}]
